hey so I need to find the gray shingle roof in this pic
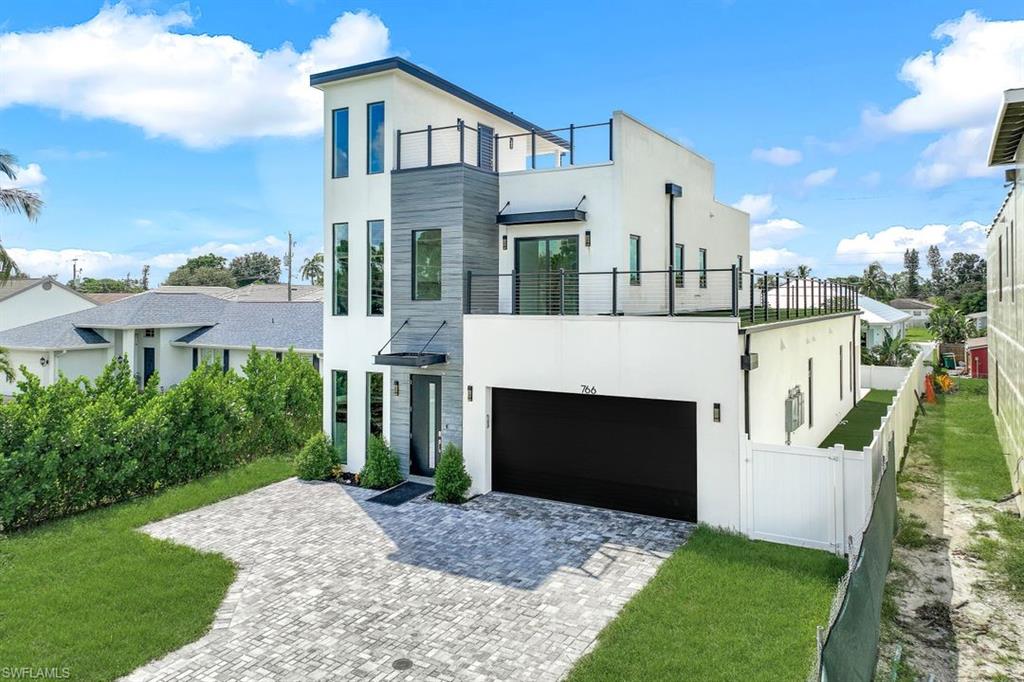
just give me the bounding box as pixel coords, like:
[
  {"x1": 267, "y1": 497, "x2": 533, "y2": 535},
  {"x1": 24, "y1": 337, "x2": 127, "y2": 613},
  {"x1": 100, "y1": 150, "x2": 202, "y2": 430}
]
[
  {"x1": 66, "y1": 292, "x2": 227, "y2": 327},
  {"x1": 0, "y1": 314, "x2": 110, "y2": 350},
  {"x1": 172, "y1": 302, "x2": 321, "y2": 352},
  {"x1": 888, "y1": 298, "x2": 936, "y2": 310}
]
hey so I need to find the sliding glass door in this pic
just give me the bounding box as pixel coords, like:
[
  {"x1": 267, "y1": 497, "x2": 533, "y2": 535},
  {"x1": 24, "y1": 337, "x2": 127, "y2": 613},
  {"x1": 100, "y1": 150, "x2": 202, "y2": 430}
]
[{"x1": 514, "y1": 236, "x2": 579, "y2": 314}]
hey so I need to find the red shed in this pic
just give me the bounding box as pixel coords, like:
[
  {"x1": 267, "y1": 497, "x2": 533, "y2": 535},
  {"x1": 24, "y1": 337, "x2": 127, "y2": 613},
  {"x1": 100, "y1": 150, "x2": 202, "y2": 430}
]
[{"x1": 966, "y1": 337, "x2": 988, "y2": 379}]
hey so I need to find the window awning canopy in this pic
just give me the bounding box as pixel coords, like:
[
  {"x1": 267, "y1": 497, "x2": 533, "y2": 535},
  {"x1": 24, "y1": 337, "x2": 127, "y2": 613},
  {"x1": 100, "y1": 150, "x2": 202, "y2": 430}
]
[
  {"x1": 989, "y1": 88, "x2": 1024, "y2": 166},
  {"x1": 373, "y1": 319, "x2": 448, "y2": 367},
  {"x1": 497, "y1": 209, "x2": 587, "y2": 226}
]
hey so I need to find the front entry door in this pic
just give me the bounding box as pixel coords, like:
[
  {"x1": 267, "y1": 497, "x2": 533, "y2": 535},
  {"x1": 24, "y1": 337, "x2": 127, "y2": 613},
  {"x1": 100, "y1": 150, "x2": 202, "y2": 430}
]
[
  {"x1": 143, "y1": 347, "x2": 156, "y2": 386},
  {"x1": 410, "y1": 375, "x2": 441, "y2": 476}
]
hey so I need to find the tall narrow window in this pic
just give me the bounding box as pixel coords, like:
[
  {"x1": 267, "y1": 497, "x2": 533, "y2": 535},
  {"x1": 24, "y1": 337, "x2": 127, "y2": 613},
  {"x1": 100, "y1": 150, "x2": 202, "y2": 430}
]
[
  {"x1": 367, "y1": 101, "x2": 385, "y2": 174},
  {"x1": 839, "y1": 345, "x2": 844, "y2": 400},
  {"x1": 412, "y1": 229, "x2": 442, "y2": 300},
  {"x1": 849, "y1": 341, "x2": 855, "y2": 395},
  {"x1": 1012, "y1": 221, "x2": 1016, "y2": 303},
  {"x1": 674, "y1": 243, "x2": 684, "y2": 287},
  {"x1": 737, "y1": 255, "x2": 743, "y2": 289},
  {"x1": 332, "y1": 108, "x2": 349, "y2": 178},
  {"x1": 367, "y1": 219, "x2": 384, "y2": 316},
  {"x1": 333, "y1": 371, "x2": 348, "y2": 463},
  {"x1": 999, "y1": 235, "x2": 1004, "y2": 302},
  {"x1": 807, "y1": 358, "x2": 814, "y2": 427},
  {"x1": 333, "y1": 223, "x2": 349, "y2": 315},
  {"x1": 366, "y1": 371, "x2": 384, "y2": 439},
  {"x1": 698, "y1": 248, "x2": 708, "y2": 288},
  {"x1": 629, "y1": 235, "x2": 641, "y2": 285},
  {"x1": 995, "y1": 358, "x2": 1000, "y2": 415}
]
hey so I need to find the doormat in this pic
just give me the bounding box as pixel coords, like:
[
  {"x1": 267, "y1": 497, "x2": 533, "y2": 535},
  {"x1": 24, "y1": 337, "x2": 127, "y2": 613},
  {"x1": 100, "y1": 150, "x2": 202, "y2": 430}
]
[{"x1": 367, "y1": 481, "x2": 433, "y2": 507}]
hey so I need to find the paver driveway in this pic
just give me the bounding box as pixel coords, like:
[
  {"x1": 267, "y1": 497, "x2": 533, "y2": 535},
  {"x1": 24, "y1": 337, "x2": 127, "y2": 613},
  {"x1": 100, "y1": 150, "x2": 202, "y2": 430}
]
[{"x1": 125, "y1": 478, "x2": 692, "y2": 681}]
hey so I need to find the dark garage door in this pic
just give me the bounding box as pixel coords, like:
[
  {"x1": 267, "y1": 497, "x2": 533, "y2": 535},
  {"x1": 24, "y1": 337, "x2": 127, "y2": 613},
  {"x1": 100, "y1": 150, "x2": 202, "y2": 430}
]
[{"x1": 491, "y1": 388, "x2": 697, "y2": 521}]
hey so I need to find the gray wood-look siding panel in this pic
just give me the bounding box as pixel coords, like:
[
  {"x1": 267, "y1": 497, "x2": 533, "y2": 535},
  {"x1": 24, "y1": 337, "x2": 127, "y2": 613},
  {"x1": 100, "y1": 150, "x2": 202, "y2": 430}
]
[{"x1": 388, "y1": 165, "x2": 498, "y2": 470}]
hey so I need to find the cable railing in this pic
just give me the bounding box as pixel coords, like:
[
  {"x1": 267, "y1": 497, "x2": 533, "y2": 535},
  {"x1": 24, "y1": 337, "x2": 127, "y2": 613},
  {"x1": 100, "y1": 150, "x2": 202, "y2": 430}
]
[
  {"x1": 464, "y1": 267, "x2": 860, "y2": 326},
  {"x1": 394, "y1": 118, "x2": 613, "y2": 172}
]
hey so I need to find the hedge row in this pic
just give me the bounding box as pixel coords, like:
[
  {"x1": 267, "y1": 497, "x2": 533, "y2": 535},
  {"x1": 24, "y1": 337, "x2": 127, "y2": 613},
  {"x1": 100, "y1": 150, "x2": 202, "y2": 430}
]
[{"x1": 0, "y1": 349, "x2": 321, "y2": 531}]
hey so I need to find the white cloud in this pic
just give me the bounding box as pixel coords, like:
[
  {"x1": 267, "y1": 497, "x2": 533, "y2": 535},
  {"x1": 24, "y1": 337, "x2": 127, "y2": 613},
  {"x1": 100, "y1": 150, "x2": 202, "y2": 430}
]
[
  {"x1": 751, "y1": 146, "x2": 803, "y2": 166},
  {"x1": 835, "y1": 221, "x2": 987, "y2": 265},
  {"x1": 750, "y1": 218, "x2": 805, "y2": 247},
  {"x1": 732, "y1": 193, "x2": 777, "y2": 222},
  {"x1": 802, "y1": 167, "x2": 837, "y2": 188},
  {"x1": 860, "y1": 171, "x2": 882, "y2": 188},
  {"x1": 0, "y1": 4, "x2": 391, "y2": 148},
  {"x1": 0, "y1": 163, "x2": 46, "y2": 189},
  {"x1": 863, "y1": 11, "x2": 1024, "y2": 187},
  {"x1": 5, "y1": 234, "x2": 322, "y2": 284},
  {"x1": 912, "y1": 127, "x2": 999, "y2": 187},
  {"x1": 751, "y1": 248, "x2": 814, "y2": 270}
]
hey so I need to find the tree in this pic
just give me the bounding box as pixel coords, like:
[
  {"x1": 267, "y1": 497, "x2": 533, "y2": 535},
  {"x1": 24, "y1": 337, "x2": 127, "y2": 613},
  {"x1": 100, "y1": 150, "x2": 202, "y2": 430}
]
[
  {"x1": 929, "y1": 302, "x2": 975, "y2": 344},
  {"x1": 864, "y1": 331, "x2": 916, "y2": 367},
  {"x1": 75, "y1": 277, "x2": 146, "y2": 293},
  {"x1": 926, "y1": 245, "x2": 944, "y2": 296},
  {"x1": 229, "y1": 252, "x2": 281, "y2": 287},
  {"x1": 0, "y1": 347, "x2": 14, "y2": 383},
  {"x1": 300, "y1": 252, "x2": 324, "y2": 286},
  {"x1": 942, "y1": 252, "x2": 986, "y2": 309},
  {"x1": 783, "y1": 264, "x2": 813, "y2": 278},
  {"x1": 859, "y1": 262, "x2": 893, "y2": 300},
  {"x1": 902, "y1": 248, "x2": 921, "y2": 298},
  {"x1": 141, "y1": 265, "x2": 151, "y2": 290},
  {"x1": 0, "y1": 150, "x2": 44, "y2": 284},
  {"x1": 164, "y1": 253, "x2": 236, "y2": 287}
]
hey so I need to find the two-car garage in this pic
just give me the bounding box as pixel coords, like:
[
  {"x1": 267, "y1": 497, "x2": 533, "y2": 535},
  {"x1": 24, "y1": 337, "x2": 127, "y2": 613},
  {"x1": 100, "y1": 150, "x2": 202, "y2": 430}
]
[{"x1": 490, "y1": 388, "x2": 698, "y2": 521}]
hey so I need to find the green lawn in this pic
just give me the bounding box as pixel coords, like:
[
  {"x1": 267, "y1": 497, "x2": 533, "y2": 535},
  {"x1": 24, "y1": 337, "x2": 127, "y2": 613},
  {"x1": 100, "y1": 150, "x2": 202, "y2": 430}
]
[
  {"x1": 567, "y1": 527, "x2": 846, "y2": 682},
  {"x1": 819, "y1": 389, "x2": 897, "y2": 450},
  {"x1": 904, "y1": 327, "x2": 934, "y2": 342},
  {"x1": 0, "y1": 457, "x2": 293, "y2": 682}
]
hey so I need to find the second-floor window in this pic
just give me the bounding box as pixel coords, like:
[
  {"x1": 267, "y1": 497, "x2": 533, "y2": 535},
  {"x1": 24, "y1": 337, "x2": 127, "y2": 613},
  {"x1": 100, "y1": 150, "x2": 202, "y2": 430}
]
[
  {"x1": 737, "y1": 255, "x2": 743, "y2": 289},
  {"x1": 629, "y1": 235, "x2": 641, "y2": 285},
  {"x1": 367, "y1": 102, "x2": 385, "y2": 174},
  {"x1": 332, "y1": 108, "x2": 349, "y2": 178},
  {"x1": 698, "y1": 248, "x2": 708, "y2": 288},
  {"x1": 333, "y1": 223, "x2": 349, "y2": 315},
  {"x1": 674, "y1": 243, "x2": 684, "y2": 287},
  {"x1": 367, "y1": 220, "x2": 384, "y2": 316},
  {"x1": 413, "y1": 229, "x2": 442, "y2": 300}
]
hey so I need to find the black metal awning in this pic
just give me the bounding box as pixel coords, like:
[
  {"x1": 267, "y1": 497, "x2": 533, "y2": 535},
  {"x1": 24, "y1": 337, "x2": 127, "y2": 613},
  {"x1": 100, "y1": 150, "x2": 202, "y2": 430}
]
[
  {"x1": 373, "y1": 319, "x2": 448, "y2": 367},
  {"x1": 497, "y1": 209, "x2": 586, "y2": 226}
]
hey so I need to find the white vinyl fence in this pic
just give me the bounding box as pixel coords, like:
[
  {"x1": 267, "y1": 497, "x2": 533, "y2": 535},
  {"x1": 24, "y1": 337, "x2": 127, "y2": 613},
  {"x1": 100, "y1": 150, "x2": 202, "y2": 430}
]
[{"x1": 742, "y1": 351, "x2": 926, "y2": 554}]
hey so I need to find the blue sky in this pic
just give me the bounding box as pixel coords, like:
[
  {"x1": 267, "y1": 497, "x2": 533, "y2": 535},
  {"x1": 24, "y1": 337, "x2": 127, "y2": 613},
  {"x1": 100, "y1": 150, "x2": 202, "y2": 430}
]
[{"x1": 1, "y1": 1, "x2": 1022, "y2": 283}]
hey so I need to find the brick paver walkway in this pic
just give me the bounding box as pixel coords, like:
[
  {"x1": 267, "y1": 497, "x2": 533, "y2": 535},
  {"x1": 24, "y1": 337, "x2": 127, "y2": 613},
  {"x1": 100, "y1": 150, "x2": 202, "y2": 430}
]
[{"x1": 124, "y1": 479, "x2": 691, "y2": 681}]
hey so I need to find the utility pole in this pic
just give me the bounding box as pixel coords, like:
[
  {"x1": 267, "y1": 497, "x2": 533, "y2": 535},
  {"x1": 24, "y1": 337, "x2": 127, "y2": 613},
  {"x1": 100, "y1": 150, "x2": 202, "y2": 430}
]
[{"x1": 286, "y1": 231, "x2": 294, "y2": 301}]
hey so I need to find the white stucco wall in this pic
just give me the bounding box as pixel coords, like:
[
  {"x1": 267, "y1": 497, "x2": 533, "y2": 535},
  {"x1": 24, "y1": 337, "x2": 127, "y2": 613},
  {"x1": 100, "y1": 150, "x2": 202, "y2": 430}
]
[
  {"x1": 747, "y1": 313, "x2": 861, "y2": 447},
  {"x1": 0, "y1": 349, "x2": 48, "y2": 393},
  {"x1": 864, "y1": 320, "x2": 906, "y2": 349},
  {"x1": 463, "y1": 315, "x2": 744, "y2": 530},
  {"x1": 0, "y1": 282, "x2": 95, "y2": 332}
]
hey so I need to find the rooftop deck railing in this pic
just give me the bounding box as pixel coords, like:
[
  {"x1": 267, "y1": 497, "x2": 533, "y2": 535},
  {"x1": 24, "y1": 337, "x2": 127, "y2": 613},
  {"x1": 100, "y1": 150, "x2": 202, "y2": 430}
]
[
  {"x1": 464, "y1": 267, "x2": 860, "y2": 327},
  {"x1": 394, "y1": 118, "x2": 613, "y2": 172}
]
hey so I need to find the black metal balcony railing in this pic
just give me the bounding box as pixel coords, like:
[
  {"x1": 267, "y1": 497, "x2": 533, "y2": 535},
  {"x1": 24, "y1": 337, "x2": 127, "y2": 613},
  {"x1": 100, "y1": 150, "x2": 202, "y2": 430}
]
[
  {"x1": 464, "y1": 267, "x2": 860, "y2": 327},
  {"x1": 395, "y1": 119, "x2": 613, "y2": 172}
]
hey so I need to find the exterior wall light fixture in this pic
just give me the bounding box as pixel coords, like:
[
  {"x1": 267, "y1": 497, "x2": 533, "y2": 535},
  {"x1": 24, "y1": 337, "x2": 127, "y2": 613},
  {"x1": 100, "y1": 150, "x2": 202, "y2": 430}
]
[
  {"x1": 502, "y1": 234, "x2": 508, "y2": 250},
  {"x1": 467, "y1": 385, "x2": 473, "y2": 402},
  {"x1": 393, "y1": 380, "x2": 400, "y2": 397},
  {"x1": 713, "y1": 403, "x2": 721, "y2": 422},
  {"x1": 585, "y1": 230, "x2": 591, "y2": 247}
]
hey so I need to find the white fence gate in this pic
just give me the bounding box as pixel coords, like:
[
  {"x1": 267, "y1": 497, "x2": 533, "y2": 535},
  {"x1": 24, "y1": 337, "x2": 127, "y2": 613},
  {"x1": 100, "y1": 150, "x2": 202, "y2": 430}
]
[{"x1": 742, "y1": 351, "x2": 926, "y2": 554}]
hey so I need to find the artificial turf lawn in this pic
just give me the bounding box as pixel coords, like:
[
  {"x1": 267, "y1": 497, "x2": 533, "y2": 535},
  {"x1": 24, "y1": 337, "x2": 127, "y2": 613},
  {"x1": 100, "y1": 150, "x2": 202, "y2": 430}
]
[
  {"x1": 0, "y1": 457, "x2": 293, "y2": 682},
  {"x1": 819, "y1": 389, "x2": 897, "y2": 450},
  {"x1": 567, "y1": 526, "x2": 846, "y2": 682}
]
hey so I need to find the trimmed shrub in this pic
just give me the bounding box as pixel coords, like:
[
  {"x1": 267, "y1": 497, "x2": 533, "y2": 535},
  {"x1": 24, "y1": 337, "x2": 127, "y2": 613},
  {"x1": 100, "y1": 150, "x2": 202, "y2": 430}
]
[
  {"x1": 360, "y1": 435, "x2": 403, "y2": 490},
  {"x1": 433, "y1": 443, "x2": 471, "y2": 503},
  {"x1": 294, "y1": 432, "x2": 339, "y2": 481}
]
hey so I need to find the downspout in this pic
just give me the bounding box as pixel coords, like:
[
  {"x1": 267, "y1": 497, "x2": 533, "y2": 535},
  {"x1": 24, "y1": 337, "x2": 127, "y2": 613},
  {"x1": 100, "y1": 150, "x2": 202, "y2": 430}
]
[
  {"x1": 743, "y1": 331, "x2": 751, "y2": 437},
  {"x1": 665, "y1": 183, "x2": 683, "y2": 267}
]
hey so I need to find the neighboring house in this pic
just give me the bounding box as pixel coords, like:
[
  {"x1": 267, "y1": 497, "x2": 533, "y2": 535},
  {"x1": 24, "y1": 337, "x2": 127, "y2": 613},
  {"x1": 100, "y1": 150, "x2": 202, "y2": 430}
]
[
  {"x1": 858, "y1": 295, "x2": 910, "y2": 349},
  {"x1": 966, "y1": 337, "x2": 988, "y2": 379},
  {"x1": 87, "y1": 292, "x2": 138, "y2": 305},
  {"x1": 888, "y1": 298, "x2": 936, "y2": 327},
  {"x1": 311, "y1": 57, "x2": 862, "y2": 528},
  {"x1": 0, "y1": 277, "x2": 96, "y2": 331},
  {"x1": 987, "y1": 87, "x2": 1024, "y2": 515},
  {"x1": 156, "y1": 283, "x2": 324, "y2": 302},
  {"x1": 966, "y1": 310, "x2": 988, "y2": 332},
  {"x1": 0, "y1": 291, "x2": 322, "y2": 395}
]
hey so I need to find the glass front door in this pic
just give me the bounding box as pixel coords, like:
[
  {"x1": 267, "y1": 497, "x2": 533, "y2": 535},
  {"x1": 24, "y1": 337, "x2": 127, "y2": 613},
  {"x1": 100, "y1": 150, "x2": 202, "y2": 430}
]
[{"x1": 515, "y1": 236, "x2": 579, "y2": 314}]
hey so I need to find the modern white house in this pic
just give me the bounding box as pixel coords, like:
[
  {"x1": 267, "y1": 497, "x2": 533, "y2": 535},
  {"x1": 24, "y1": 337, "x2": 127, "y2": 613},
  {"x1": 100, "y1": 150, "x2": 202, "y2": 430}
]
[
  {"x1": 888, "y1": 298, "x2": 935, "y2": 328},
  {"x1": 312, "y1": 57, "x2": 861, "y2": 528},
  {"x1": 987, "y1": 87, "x2": 1024, "y2": 515},
  {"x1": 858, "y1": 295, "x2": 910, "y2": 349},
  {"x1": 0, "y1": 277, "x2": 97, "y2": 331},
  {"x1": 0, "y1": 291, "x2": 322, "y2": 395}
]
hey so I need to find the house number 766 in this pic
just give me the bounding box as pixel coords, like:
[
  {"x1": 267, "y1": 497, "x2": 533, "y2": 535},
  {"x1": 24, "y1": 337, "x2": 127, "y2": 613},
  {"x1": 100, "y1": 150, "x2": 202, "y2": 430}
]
[{"x1": 580, "y1": 384, "x2": 598, "y2": 395}]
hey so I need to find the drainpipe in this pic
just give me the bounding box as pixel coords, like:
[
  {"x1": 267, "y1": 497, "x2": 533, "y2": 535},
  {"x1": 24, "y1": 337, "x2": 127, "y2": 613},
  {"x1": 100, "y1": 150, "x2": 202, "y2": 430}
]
[
  {"x1": 742, "y1": 331, "x2": 751, "y2": 437},
  {"x1": 665, "y1": 183, "x2": 683, "y2": 267}
]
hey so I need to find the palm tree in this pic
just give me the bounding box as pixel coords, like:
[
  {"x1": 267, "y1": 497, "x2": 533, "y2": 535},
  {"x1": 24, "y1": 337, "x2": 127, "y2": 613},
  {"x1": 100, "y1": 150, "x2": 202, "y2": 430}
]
[
  {"x1": 301, "y1": 252, "x2": 324, "y2": 286},
  {"x1": 868, "y1": 331, "x2": 916, "y2": 367},
  {"x1": 859, "y1": 262, "x2": 893, "y2": 300},
  {"x1": 784, "y1": 264, "x2": 813, "y2": 278},
  {"x1": 1, "y1": 149, "x2": 44, "y2": 284}
]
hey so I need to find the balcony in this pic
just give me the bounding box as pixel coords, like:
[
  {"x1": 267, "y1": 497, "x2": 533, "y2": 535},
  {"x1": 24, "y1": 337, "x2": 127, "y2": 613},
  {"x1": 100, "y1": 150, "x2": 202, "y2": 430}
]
[
  {"x1": 394, "y1": 119, "x2": 613, "y2": 173},
  {"x1": 464, "y1": 268, "x2": 860, "y2": 328}
]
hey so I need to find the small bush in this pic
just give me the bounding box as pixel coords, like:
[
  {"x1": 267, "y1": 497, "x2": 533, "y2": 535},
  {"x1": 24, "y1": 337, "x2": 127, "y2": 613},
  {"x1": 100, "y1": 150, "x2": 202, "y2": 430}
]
[
  {"x1": 294, "y1": 433, "x2": 339, "y2": 481},
  {"x1": 433, "y1": 442, "x2": 471, "y2": 503},
  {"x1": 360, "y1": 435, "x2": 403, "y2": 490}
]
